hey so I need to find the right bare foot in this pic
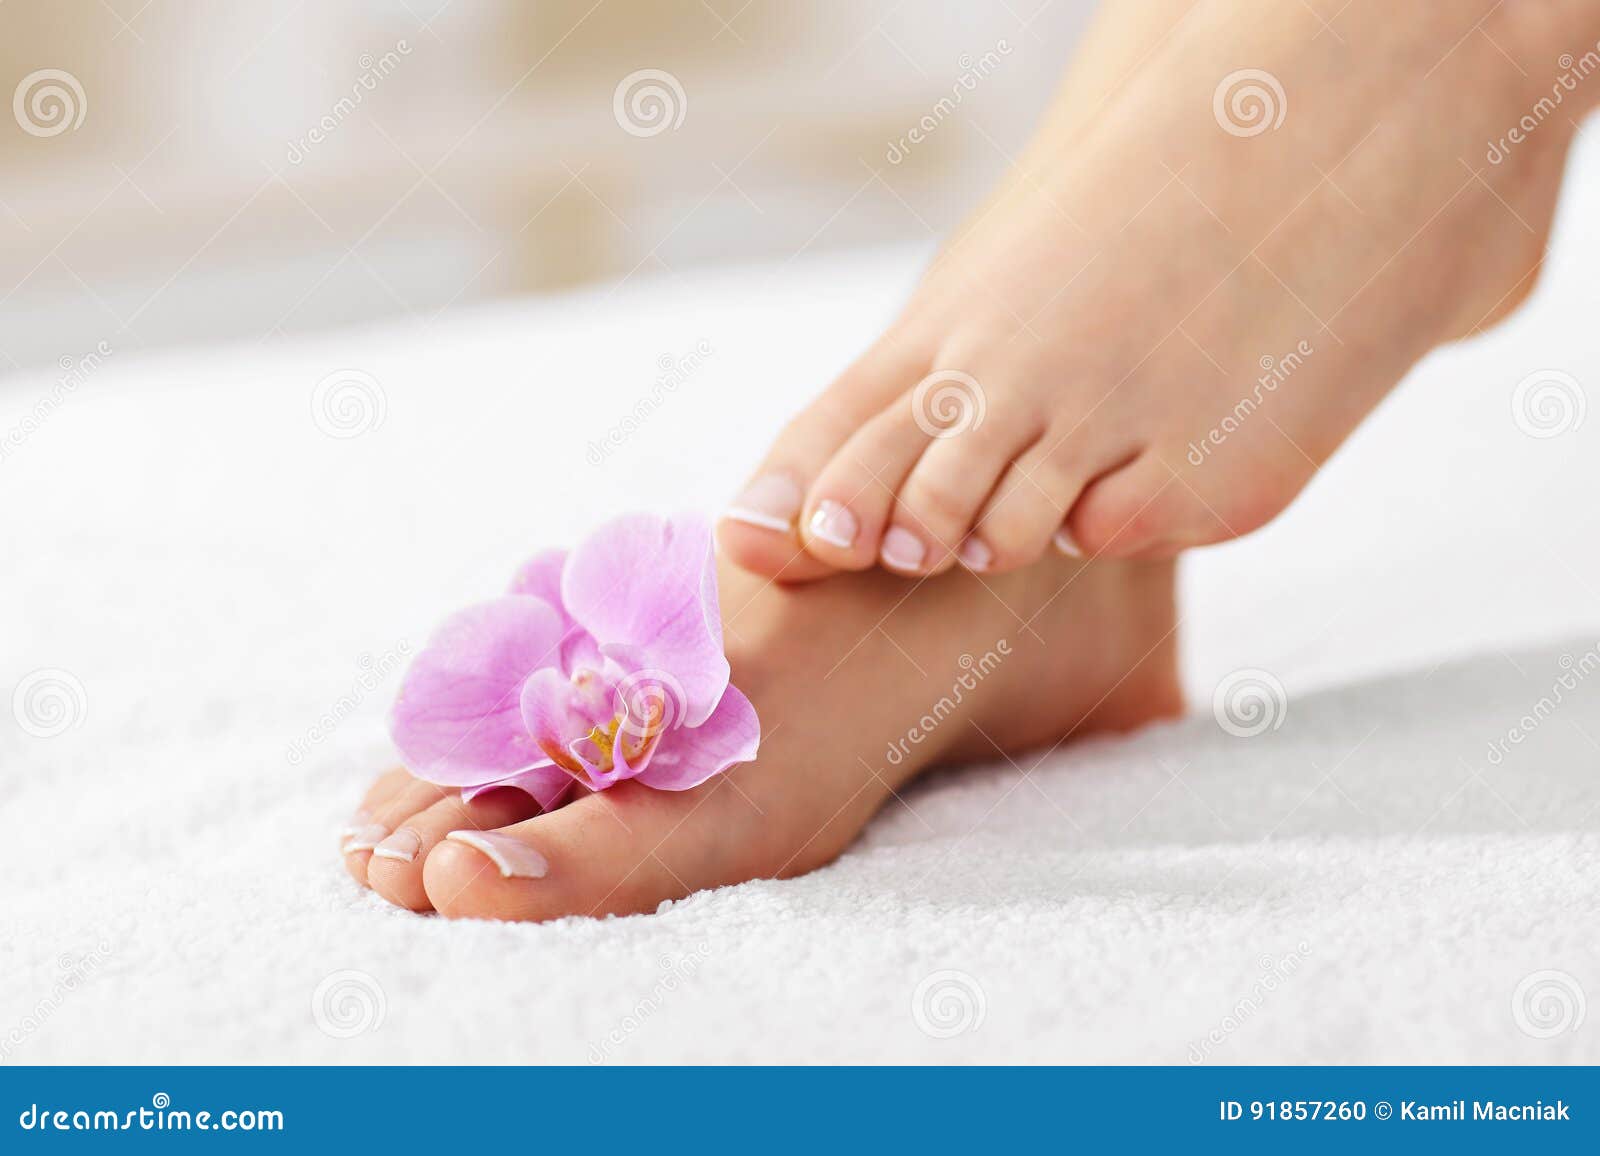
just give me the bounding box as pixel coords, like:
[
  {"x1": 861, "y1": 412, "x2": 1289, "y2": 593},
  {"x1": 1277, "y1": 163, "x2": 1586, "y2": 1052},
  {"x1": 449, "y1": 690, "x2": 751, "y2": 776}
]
[
  {"x1": 341, "y1": 548, "x2": 1180, "y2": 921},
  {"x1": 720, "y1": 0, "x2": 1593, "y2": 580}
]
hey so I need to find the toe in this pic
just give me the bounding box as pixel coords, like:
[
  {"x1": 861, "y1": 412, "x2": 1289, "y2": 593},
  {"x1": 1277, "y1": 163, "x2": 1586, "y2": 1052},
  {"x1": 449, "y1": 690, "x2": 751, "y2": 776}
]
[
  {"x1": 718, "y1": 336, "x2": 927, "y2": 582},
  {"x1": 882, "y1": 380, "x2": 1041, "y2": 574},
  {"x1": 422, "y1": 777, "x2": 769, "y2": 923},
  {"x1": 1062, "y1": 451, "x2": 1177, "y2": 553},
  {"x1": 366, "y1": 787, "x2": 542, "y2": 912},
  {"x1": 1068, "y1": 445, "x2": 1303, "y2": 558},
  {"x1": 340, "y1": 775, "x2": 453, "y2": 888},
  {"x1": 797, "y1": 405, "x2": 931, "y2": 570},
  {"x1": 967, "y1": 428, "x2": 1140, "y2": 572},
  {"x1": 339, "y1": 767, "x2": 412, "y2": 849}
]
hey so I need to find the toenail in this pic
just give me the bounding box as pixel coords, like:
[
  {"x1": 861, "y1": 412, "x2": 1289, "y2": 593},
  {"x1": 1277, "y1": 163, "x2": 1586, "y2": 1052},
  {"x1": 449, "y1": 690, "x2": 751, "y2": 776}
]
[
  {"x1": 445, "y1": 830, "x2": 549, "y2": 879},
  {"x1": 880, "y1": 526, "x2": 927, "y2": 571},
  {"x1": 1053, "y1": 526, "x2": 1083, "y2": 557},
  {"x1": 807, "y1": 500, "x2": 858, "y2": 549},
  {"x1": 723, "y1": 474, "x2": 802, "y2": 533},
  {"x1": 372, "y1": 828, "x2": 422, "y2": 863},
  {"x1": 342, "y1": 823, "x2": 388, "y2": 853},
  {"x1": 340, "y1": 808, "x2": 373, "y2": 838},
  {"x1": 957, "y1": 537, "x2": 993, "y2": 572}
]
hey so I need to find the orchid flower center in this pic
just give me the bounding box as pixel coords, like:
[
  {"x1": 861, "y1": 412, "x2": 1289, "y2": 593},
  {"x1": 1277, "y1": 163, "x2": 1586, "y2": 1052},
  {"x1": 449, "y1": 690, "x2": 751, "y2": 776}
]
[{"x1": 537, "y1": 669, "x2": 670, "y2": 782}]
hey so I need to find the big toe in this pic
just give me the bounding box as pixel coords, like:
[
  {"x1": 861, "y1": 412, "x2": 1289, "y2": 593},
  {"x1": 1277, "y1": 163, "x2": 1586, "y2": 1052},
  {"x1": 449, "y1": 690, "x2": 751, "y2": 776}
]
[
  {"x1": 422, "y1": 778, "x2": 771, "y2": 923},
  {"x1": 718, "y1": 335, "x2": 928, "y2": 582},
  {"x1": 366, "y1": 787, "x2": 541, "y2": 912}
]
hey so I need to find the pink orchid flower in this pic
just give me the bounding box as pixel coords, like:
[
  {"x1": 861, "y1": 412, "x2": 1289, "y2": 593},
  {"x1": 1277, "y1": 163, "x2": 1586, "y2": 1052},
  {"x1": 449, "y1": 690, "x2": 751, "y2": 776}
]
[{"x1": 389, "y1": 513, "x2": 759, "y2": 809}]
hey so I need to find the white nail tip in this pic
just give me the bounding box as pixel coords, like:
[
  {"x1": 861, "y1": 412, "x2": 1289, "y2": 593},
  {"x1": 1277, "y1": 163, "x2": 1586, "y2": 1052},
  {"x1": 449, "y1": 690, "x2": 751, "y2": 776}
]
[
  {"x1": 722, "y1": 507, "x2": 793, "y2": 533},
  {"x1": 1053, "y1": 527, "x2": 1083, "y2": 557},
  {"x1": 372, "y1": 829, "x2": 421, "y2": 863},
  {"x1": 958, "y1": 539, "x2": 993, "y2": 572},
  {"x1": 342, "y1": 823, "x2": 388, "y2": 853},
  {"x1": 446, "y1": 830, "x2": 549, "y2": 879},
  {"x1": 807, "y1": 503, "x2": 857, "y2": 549}
]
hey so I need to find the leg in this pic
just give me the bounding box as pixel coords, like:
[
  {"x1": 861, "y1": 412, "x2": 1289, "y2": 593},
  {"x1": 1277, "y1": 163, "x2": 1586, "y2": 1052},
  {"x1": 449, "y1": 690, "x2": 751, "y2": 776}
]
[{"x1": 721, "y1": 0, "x2": 1594, "y2": 578}]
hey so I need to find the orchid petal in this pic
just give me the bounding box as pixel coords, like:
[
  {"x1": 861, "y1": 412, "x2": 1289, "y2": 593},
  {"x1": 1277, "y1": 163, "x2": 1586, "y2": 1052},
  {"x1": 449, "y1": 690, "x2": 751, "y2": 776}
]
[
  {"x1": 560, "y1": 513, "x2": 728, "y2": 726},
  {"x1": 508, "y1": 549, "x2": 567, "y2": 605},
  {"x1": 389, "y1": 597, "x2": 567, "y2": 784},
  {"x1": 518, "y1": 666, "x2": 616, "y2": 779},
  {"x1": 508, "y1": 548, "x2": 601, "y2": 674},
  {"x1": 461, "y1": 765, "x2": 576, "y2": 812},
  {"x1": 632, "y1": 684, "x2": 760, "y2": 791}
]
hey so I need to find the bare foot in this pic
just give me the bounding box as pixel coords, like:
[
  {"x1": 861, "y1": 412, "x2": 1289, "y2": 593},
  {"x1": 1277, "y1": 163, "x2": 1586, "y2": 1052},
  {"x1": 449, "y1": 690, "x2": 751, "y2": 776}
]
[
  {"x1": 340, "y1": 550, "x2": 1179, "y2": 920},
  {"x1": 719, "y1": 0, "x2": 1593, "y2": 580}
]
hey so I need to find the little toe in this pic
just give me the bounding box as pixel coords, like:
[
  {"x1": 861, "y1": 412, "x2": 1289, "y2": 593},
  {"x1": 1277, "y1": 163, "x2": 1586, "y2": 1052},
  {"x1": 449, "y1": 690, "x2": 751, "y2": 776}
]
[
  {"x1": 367, "y1": 787, "x2": 541, "y2": 912},
  {"x1": 1067, "y1": 453, "x2": 1191, "y2": 557},
  {"x1": 339, "y1": 767, "x2": 412, "y2": 844},
  {"x1": 423, "y1": 778, "x2": 764, "y2": 923},
  {"x1": 1077, "y1": 440, "x2": 1309, "y2": 557},
  {"x1": 718, "y1": 338, "x2": 927, "y2": 582}
]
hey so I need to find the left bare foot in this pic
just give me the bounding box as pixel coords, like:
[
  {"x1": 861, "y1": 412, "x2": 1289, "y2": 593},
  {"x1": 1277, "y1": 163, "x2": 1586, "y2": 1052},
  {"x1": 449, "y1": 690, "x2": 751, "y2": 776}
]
[{"x1": 340, "y1": 549, "x2": 1179, "y2": 921}]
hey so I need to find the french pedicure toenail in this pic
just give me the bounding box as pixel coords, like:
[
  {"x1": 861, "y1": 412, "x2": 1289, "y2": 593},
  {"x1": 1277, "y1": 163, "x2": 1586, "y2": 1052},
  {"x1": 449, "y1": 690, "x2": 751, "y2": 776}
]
[
  {"x1": 340, "y1": 808, "x2": 373, "y2": 838},
  {"x1": 723, "y1": 474, "x2": 802, "y2": 533},
  {"x1": 957, "y1": 537, "x2": 993, "y2": 572},
  {"x1": 1053, "y1": 526, "x2": 1083, "y2": 558},
  {"x1": 372, "y1": 828, "x2": 422, "y2": 863},
  {"x1": 880, "y1": 525, "x2": 927, "y2": 571},
  {"x1": 446, "y1": 830, "x2": 549, "y2": 879},
  {"x1": 342, "y1": 823, "x2": 388, "y2": 853},
  {"x1": 807, "y1": 500, "x2": 858, "y2": 549}
]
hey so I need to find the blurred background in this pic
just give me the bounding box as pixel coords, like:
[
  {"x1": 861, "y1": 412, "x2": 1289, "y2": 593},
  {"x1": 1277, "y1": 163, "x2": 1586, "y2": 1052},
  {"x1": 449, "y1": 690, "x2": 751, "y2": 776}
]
[{"x1": 0, "y1": 0, "x2": 1099, "y2": 371}]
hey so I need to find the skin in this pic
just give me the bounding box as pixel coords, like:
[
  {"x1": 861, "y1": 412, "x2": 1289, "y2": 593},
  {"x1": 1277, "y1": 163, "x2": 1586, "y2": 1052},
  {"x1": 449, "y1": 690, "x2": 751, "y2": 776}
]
[
  {"x1": 343, "y1": 552, "x2": 1180, "y2": 920},
  {"x1": 718, "y1": 0, "x2": 1600, "y2": 583},
  {"x1": 342, "y1": 0, "x2": 1600, "y2": 920}
]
